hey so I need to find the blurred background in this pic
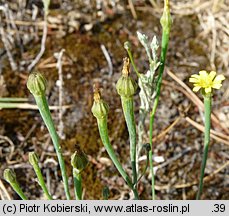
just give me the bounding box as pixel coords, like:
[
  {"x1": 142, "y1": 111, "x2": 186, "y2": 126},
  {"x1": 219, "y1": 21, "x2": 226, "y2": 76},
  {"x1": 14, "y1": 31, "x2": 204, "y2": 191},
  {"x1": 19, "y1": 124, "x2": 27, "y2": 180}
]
[{"x1": 0, "y1": 0, "x2": 228, "y2": 199}]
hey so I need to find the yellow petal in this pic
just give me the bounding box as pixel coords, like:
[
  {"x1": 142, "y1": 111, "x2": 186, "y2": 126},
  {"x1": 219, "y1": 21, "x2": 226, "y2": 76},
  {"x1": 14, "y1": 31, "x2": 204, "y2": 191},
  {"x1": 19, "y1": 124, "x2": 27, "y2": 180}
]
[
  {"x1": 214, "y1": 74, "x2": 225, "y2": 82},
  {"x1": 199, "y1": 70, "x2": 207, "y2": 77},
  {"x1": 205, "y1": 87, "x2": 212, "y2": 93},
  {"x1": 191, "y1": 74, "x2": 200, "y2": 79},
  {"x1": 212, "y1": 83, "x2": 222, "y2": 89},
  {"x1": 209, "y1": 71, "x2": 216, "y2": 81},
  {"x1": 193, "y1": 86, "x2": 201, "y2": 92},
  {"x1": 189, "y1": 78, "x2": 198, "y2": 83}
]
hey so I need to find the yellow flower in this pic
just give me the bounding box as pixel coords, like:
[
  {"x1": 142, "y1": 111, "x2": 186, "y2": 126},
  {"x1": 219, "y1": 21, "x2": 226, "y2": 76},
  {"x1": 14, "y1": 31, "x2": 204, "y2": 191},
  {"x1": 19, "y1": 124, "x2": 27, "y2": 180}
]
[{"x1": 189, "y1": 70, "x2": 225, "y2": 93}]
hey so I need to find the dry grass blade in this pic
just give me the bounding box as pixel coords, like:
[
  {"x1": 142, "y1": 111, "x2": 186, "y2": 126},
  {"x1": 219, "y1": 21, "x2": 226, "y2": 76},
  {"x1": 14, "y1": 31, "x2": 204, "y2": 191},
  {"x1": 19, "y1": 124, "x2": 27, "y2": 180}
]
[
  {"x1": 0, "y1": 103, "x2": 72, "y2": 110},
  {"x1": 152, "y1": 116, "x2": 182, "y2": 142},
  {"x1": 0, "y1": 179, "x2": 12, "y2": 200},
  {"x1": 185, "y1": 117, "x2": 229, "y2": 146}
]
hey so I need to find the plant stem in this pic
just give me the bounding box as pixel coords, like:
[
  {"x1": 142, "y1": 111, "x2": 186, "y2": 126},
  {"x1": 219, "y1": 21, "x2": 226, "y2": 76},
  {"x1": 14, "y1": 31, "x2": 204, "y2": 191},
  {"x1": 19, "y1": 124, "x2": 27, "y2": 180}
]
[
  {"x1": 97, "y1": 117, "x2": 139, "y2": 199},
  {"x1": 4, "y1": 169, "x2": 28, "y2": 200},
  {"x1": 73, "y1": 169, "x2": 82, "y2": 200},
  {"x1": 149, "y1": 0, "x2": 171, "y2": 200},
  {"x1": 34, "y1": 95, "x2": 71, "y2": 200},
  {"x1": 30, "y1": 157, "x2": 53, "y2": 200},
  {"x1": 196, "y1": 95, "x2": 211, "y2": 199},
  {"x1": 0, "y1": 98, "x2": 28, "y2": 102},
  {"x1": 8, "y1": 181, "x2": 28, "y2": 200},
  {"x1": 121, "y1": 97, "x2": 138, "y2": 185}
]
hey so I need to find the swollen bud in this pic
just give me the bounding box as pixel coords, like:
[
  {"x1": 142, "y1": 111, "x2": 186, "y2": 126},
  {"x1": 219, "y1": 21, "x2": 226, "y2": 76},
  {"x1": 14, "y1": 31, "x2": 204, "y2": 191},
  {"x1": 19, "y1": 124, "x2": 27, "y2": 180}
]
[
  {"x1": 71, "y1": 146, "x2": 88, "y2": 173},
  {"x1": 42, "y1": 0, "x2": 50, "y2": 16},
  {"x1": 124, "y1": 41, "x2": 131, "y2": 51},
  {"x1": 160, "y1": 0, "x2": 172, "y2": 34},
  {"x1": 116, "y1": 57, "x2": 137, "y2": 98},
  {"x1": 27, "y1": 72, "x2": 47, "y2": 96},
  {"x1": 4, "y1": 169, "x2": 17, "y2": 184},
  {"x1": 29, "y1": 152, "x2": 39, "y2": 166},
  {"x1": 91, "y1": 87, "x2": 109, "y2": 119}
]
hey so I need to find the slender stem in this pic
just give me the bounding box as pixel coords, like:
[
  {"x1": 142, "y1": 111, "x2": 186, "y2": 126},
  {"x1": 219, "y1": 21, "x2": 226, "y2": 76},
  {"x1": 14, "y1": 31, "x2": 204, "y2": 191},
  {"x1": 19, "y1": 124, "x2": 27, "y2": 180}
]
[
  {"x1": 137, "y1": 149, "x2": 149, "y2": 183},
  {"x1": 121, "y1": 97, "x2": 137, "y2": 185},
  {"x1": 97, "y1": 117, "x2": 139, "y2": 199},
  {"x1": 34, "y1": 95, "x2": 71, "y2": 200},
  {"x1": 149, "y1": 0, "x2": 171, "y2": 199},
  {"x1": 73, "y1": 169, "x2": 82, "y2": 200},
  {"x1": 196, "y1": 96, "x2": 211, "y2": 199},
  {"x1": 8, "y1": 181, "x2": 28, "y2": 200},
  {"x1": 126, "y1": 49, "x2": 141, "y2": 78},
  {"x1": 126, "y1": 48, "x2": 150, "y2": 107},
  {"x1": 30, "y1": 159, "x2": 53, "y2": 200}
]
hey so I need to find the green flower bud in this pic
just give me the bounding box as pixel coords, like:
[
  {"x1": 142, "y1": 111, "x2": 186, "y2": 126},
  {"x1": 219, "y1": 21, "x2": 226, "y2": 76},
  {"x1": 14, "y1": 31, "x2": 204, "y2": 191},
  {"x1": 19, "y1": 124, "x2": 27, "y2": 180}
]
[
  {"x1": 4, "y1": 169, "x2": 17, "y2": 184},
  {"x1": 71, "y1": 147, "x2": 88, "y2": 173},
  {"x1": 91, "y1": 88, "x2": 109, "y2": 119},
  {"x1": 27, "y1": 72, "x2": 47, "y2": 96},
  {"x1": 42, "y1": 0, "x2": 50, "y2": 16},
  {"x1": 29, "y1": 152, "x2": 39, "y2": 166},
  {"x1": 116, "y1": 57, "x2": 137, "y2": 98},
  {"x1": 160, "y1": 0, "x2": 172, "y2": 34},
  {"x1": 124, "y1": 41, "x2": 131, "y2": 51}
]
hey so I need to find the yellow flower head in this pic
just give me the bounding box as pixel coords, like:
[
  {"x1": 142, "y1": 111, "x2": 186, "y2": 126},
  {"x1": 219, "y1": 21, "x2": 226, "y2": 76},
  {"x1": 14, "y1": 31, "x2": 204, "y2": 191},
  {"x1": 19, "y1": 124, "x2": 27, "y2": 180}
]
[{"x1": 189, "y1": 70, "x2": 225, "y2": 94}]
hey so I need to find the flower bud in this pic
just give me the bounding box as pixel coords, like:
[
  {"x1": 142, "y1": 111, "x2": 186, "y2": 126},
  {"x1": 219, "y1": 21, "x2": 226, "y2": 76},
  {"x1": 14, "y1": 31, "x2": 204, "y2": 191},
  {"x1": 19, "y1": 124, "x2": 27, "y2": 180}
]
[
  {"x1": 160, "y1": 0, "x2": 172, "y2": 34},
  {"x1": 71, "y1": 147, "x2": 88, "y2": 173},
  {"x1": 124, "y1": 41, "x2": 131, "y2": 51},
  {"x1": 116, "y1": 57, "x2": 137, "y2": 98},
  {"x1": 42, "y1": 0, "x2": 50, "y2": 16},
  {"x1": 29, "y1": 152, "x2": 39, "y2": 166},
  {"x1": 27, "y1": 72, "x2": 47, "y2": 96},
  {"x1": 4, "y1": 169, "x2": 17, "y2": 184},
  {"x1": 91, "y1": 88, "x2": 109, "y2": 119}
]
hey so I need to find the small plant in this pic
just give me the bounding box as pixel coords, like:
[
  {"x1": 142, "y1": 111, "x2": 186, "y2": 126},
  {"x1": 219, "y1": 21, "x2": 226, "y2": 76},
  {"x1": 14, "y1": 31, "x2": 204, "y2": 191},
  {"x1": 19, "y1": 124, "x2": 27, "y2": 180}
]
[
  {"x1": 3, "y1": 72, "x2": 89, "y2": 200},
  {"x1": 27, "y1": 72, "x2": 71, "y2": 199},
  {"x1": 189, "y1": 70, "x2": 225, "y2": 199},
  {"x1": 3, "y1": 169, "x2": 28, "y2": 200},
  {"x1": 71, "y1": 146, "x2": 88, "y2": 200},
  {"x1": 91, "y1": 86, "x2": 139, "y2": 199},
  {"x1": 29, "y1": 152, "x2": 53, "y2": 200}
]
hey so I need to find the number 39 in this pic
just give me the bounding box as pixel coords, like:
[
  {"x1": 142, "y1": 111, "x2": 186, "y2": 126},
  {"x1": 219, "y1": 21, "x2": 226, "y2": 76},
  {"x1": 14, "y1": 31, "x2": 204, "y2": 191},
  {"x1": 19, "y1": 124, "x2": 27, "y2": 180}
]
[{"x1": 213, "y1": 204, "x2": 225, "y2": 212}]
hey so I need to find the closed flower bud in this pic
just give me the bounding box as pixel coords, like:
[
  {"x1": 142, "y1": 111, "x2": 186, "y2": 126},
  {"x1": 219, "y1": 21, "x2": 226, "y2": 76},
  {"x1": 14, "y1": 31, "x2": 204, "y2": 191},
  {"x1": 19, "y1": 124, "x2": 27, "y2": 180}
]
[
  {"x1": 27, "y1": 72, "x2": 47, "y2": 96},
  {"x1": 71, "y1": 146, "x2": 88, "y2": 173},
  {"x1": 116, "y1": 57, "x2": 137, "y2": 98},
  {"x1": 124, "y1": 41, "x2": 131, "y2": 51},
  {"x1": 91, "y1": 88, "x2": 109, "y2": 119},
  {"x1": 29, "y1": 152, "x2": 39, "y2": 166},
  {"x1": 4, "y1": 169, "x2": 17, "y2": 184},
  {"x1": 160, "y1": 0, "x2": 172, "y2": 34}
]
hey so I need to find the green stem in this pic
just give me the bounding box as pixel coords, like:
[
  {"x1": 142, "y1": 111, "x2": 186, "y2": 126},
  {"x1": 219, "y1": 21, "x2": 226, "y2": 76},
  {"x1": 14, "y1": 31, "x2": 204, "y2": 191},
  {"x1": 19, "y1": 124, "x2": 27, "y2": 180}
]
[
  {"x1": 8, "y1": 181, "x2": 28, "y2": 200},
  {"x1": 126, "y1": 49, "x2": 141, "y2": 78},
  {"x1": 149, "y1": 0, "x2": 171, "y2": 200},
  {"x1": 0, "y1": 98, "x2": 28, "y2": 102},
  {"x1": 97, "y1": 117, "x2": 139, "y2": 199},
  {"x1": 196, "y1": 96, "x2": 211, "y2": 200},
  {"x1": 121, "y1": 97, "x2": 138, "y2": 185},
  {"x1": 31, "y1": 159, "x2": 53, "y2": 200},
  {"x1": 73, "y1": 169, "x2": 82, "y2": 200},
  {"x1": 126, "y1": 48, "x2": 150, "y2": 107},
  {"x1": 34, "y1": 95, "x2": 71, "y2": 200}
]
